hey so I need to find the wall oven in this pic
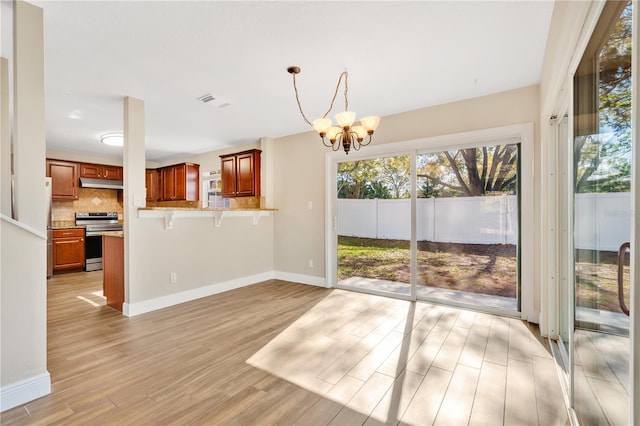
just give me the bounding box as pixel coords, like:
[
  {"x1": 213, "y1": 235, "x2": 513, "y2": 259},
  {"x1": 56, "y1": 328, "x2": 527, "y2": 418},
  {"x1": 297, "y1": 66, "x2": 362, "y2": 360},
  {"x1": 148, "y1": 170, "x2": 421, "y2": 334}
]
[{"x1": 75, "y1": 212, "x2": 123, "y2": 271}]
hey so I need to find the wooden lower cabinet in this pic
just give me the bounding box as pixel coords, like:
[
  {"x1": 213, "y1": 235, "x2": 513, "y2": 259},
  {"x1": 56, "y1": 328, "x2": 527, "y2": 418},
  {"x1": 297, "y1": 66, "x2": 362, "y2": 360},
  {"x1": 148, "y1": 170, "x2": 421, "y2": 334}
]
[
  {"x1": 52, "y1": 228, "x2": 85, "y2": 272},
  {"x1": 102, "y1": 235, "x2": 124, "y2": 312}
]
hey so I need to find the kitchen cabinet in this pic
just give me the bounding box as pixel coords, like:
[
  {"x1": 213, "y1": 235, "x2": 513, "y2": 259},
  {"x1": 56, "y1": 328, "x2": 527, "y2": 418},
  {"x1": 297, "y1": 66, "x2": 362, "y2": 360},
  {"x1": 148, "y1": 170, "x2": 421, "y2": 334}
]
[
  {"x1": 145, "y1": 169, "x2": 160, "y2": 201},
  {"x1": 46, "y1": 159, "x2": 79, "y2": 200},
  {"x1": 159, "y1": 163, "x2": 199, "y2": 201},
  {"x1": 80, "y1": 163, "x2": 123, "y2": 180},
  {"x1": 52, "y1": 228, "x2": 85, "y2": 272},
  {"x1": 220, "y1": 149, "x2": 261, "y2": 197},
  {"x1": 103, "y1": 235, "x2": 124, "y2": 312}
]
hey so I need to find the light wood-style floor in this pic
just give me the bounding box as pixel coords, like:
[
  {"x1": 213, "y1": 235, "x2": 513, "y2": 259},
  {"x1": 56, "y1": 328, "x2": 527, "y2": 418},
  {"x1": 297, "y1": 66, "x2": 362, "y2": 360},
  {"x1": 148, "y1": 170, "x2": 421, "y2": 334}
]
[
  {"x1": 1, "y1": 272, "x2": 569, "y2": 425},
  {"x1": 573, "y1": 330, "x2": 629, "y2": 425}
]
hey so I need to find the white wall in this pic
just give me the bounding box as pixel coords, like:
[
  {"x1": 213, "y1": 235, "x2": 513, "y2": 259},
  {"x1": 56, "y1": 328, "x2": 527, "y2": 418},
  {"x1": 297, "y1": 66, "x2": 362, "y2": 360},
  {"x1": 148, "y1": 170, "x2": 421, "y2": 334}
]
[
  {"x1": 127, "y1": 216, "x2": 274, "y2": 305},
  {"x1": 0, "y1": 0, "x2": 49, "y2": 411}
]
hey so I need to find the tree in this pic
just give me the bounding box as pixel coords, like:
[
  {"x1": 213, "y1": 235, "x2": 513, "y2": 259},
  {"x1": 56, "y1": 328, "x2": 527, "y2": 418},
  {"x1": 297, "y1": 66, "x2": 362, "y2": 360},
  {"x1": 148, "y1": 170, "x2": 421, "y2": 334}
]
[
  {"x1": 417, "y1": 144, "x2": 518, "y2": 198},
  {"x1": 575, "y1": 1, "x2": 631, "y2": 193},
  {"x1": 379, "y1": 156, "x2": 410, "y2": 199},
  {"x1": 337, "y1": 160, "x2": 378, "y2": 199},
  {"x1": 337, "y1": 156, "x2": 410, "y2": 199}
]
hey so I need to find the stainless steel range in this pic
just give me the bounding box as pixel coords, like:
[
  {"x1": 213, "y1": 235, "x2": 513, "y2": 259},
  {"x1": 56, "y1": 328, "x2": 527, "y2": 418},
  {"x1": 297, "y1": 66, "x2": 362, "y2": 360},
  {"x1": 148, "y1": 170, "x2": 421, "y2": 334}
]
[{"x1": 75, "y1": 212, "x2": 123, "y2": 272}]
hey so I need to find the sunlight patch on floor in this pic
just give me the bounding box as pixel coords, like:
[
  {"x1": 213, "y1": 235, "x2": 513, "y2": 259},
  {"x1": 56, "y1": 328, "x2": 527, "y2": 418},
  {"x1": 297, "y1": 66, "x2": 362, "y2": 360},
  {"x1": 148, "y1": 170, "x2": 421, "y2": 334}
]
[{"x1": 245, "y1": 288, "x2": 554, "y2": 424}]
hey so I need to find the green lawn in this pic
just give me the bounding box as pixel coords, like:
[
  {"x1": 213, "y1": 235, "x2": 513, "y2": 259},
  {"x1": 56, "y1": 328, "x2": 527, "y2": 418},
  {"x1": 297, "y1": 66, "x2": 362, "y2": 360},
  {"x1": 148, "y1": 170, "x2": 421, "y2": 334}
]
[{"x1": 338, "y1": 236, "x2": 630, "y2": 313}]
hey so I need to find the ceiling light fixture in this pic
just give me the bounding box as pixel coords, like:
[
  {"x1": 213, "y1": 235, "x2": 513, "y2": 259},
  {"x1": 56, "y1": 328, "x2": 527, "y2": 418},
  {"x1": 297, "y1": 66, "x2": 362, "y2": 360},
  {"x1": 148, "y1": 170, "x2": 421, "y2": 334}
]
[
  {"x1": 287, "y1": 66, "x2": 380, "y2": 155},
  {"x1": 100, "y1": 133, "x2": 124, "y2": 147}
]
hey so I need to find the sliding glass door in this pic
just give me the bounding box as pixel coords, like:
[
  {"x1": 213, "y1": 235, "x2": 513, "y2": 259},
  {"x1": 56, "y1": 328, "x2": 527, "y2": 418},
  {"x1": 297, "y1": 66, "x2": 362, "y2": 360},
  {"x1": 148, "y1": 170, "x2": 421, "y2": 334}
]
[
  {"x1": 332, "y1": 133, "x2": 528, "y2": 317},
  {"x1": 570, "y1": 2, "x2": 632, "y2": 423}
]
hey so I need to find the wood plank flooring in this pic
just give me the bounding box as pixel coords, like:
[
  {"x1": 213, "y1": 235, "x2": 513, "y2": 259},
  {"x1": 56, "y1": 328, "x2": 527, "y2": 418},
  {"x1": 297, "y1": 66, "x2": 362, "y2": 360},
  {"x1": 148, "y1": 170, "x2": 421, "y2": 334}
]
[{"x1": 1, "y1": 272, "x2": 569, "y2": 425}]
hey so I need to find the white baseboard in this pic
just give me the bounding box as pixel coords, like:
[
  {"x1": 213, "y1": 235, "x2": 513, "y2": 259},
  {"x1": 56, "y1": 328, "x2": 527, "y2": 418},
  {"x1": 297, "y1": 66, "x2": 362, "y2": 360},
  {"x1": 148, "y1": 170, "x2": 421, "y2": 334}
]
[
  {"x1": 0, "y1": 372, "x2": 51, "y2": 412},
  {"x1": 123, "y1": 272, "x2": 275, "y2": 317},
  {"x1": 273, "y1": 271, "x2": 327, "y2": 288},
  {"x1": 122, "y1": 271, "x2": 329, "y2": 317}
]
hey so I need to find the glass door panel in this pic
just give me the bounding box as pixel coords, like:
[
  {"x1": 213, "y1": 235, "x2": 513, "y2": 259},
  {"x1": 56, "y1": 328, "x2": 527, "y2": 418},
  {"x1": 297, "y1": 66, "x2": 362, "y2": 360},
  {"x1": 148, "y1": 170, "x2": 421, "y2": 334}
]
[
  {"x1": 572, "y1": 1, "x2": 631, "y2": 423},
  {"x1": 415, "y1": 144, "x2": 519, "y2": 312},
  {"x1": 336, "y1": 155, "x2": 412, "y2": 297}
]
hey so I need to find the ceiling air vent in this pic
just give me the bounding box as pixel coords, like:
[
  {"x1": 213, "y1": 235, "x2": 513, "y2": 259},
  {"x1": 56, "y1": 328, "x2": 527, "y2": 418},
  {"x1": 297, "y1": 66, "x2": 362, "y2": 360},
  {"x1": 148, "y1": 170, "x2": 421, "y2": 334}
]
[{"x1": 197, "y1": 93, "x2": 231, "y2": 108}]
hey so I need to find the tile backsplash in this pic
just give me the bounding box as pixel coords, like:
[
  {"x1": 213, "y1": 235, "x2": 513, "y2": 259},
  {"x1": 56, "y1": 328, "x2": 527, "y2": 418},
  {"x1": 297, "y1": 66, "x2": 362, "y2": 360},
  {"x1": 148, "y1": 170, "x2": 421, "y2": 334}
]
[{"x1": 52, "y1": 188, "x2": 123, "y2": 221}]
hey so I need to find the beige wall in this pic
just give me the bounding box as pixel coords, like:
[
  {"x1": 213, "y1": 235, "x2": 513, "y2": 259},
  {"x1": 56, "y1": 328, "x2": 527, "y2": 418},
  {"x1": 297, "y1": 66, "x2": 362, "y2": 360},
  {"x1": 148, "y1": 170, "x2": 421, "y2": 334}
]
[
  {"x1": 46, "y1": 149, "x2": 123, "y2": 167},
  {"x1": 272, "y1": 85, "x2": 541, "y2": 310}
]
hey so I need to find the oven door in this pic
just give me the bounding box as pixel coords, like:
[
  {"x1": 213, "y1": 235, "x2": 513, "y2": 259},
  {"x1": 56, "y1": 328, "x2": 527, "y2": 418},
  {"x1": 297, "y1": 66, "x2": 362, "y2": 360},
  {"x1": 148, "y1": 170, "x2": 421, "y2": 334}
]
[{"x1": 85, "y1": 234, "x2": 103, "y2": 271}]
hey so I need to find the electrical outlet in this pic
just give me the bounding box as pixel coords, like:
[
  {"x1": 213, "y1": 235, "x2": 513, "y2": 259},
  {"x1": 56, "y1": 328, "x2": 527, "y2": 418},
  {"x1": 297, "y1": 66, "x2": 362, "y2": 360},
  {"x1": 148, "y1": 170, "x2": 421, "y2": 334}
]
[
  {"x1": 308, "y1": 259, "x2": 314, "y2": 268},
  {"x1": 170, "y1": 272, "x2": 177, "y2": 284}
]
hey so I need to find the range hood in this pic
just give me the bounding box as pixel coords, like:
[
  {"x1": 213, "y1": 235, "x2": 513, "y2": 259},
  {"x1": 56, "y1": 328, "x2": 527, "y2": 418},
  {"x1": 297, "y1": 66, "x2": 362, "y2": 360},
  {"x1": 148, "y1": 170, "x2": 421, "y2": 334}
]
[{"x1": 79, "y1": 177, "x2": 124, "y2": 190}]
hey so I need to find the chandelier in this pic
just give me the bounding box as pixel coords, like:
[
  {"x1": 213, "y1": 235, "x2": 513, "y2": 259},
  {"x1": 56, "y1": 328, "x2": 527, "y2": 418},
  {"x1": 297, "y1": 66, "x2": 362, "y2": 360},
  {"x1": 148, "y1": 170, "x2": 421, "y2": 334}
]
[{"x1": 287, "y1": 66, "x2": 380, "y2": 154}]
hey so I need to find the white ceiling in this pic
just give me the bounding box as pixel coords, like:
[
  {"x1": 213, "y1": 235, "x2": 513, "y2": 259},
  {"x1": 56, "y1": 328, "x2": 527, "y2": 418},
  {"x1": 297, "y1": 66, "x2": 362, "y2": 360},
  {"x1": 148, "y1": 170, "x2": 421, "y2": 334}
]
[{"x1": 30, "y1": 0, "x2": 554, "y2": 162}]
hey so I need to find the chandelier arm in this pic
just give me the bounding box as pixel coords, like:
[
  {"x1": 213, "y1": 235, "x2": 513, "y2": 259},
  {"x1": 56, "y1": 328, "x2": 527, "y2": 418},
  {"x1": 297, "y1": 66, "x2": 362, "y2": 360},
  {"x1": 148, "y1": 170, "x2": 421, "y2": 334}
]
[
  {"x1": 291, "y1": 73, "x2": 313, "y2": 126},
  {"x1": 332, "y1": 133, "x2": 342, "y2": 151},
  {"x1": 320, "y1": 136, "x2": 334, "y2": 148},
  {"x1": 321, "y1": 71, "x2": 349, "y2": 119},
  {"x1": 360, "y1": 134, "x2": 373, "y2": 147}
]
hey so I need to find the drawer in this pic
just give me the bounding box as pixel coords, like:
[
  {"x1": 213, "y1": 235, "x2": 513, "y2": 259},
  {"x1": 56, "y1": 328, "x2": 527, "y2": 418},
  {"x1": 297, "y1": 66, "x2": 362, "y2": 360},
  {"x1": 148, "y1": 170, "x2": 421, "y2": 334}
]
[{"x1": 53, "y1": 228, "x2": 84, "y2": 238}]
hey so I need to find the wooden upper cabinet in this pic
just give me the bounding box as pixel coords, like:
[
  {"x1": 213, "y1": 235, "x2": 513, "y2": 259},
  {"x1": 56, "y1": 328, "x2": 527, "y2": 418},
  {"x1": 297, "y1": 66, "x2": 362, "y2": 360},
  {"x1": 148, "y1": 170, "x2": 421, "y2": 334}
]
[
  {"x1": 46, "y1": 159, "x2": 79, "y2": 200},
  {"x1": 220, "y1": 149, "x2": 261, "y2": 197},
  {"x1": 220, "y1": 156, "x2": 237, "y2": 197},
  {"x1": 158, "y1": 163, "x2": 199, "y2": 201},
  {"x1": 102, "y1": 165, "x2": 123, "y2": 180},
  {"x1": 80, "y1": 163, "x2": 123, "y2": 180},
  {"x1": 145, "y1": 169, "x2": 160, "y2": 201},
  {"x1": 161, "y1": 167, "x2": 177, "y2": 201}
]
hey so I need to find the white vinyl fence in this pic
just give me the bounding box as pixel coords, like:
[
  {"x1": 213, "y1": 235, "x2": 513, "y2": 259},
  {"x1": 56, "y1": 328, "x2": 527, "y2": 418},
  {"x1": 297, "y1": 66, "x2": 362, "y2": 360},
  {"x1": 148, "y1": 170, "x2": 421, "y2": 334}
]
[
  {"x1": 337, "y1": 193, "x2": 632, "y2": 251},
  {"x1": 574, "y1": 192, "x2": 632, "y2": 251},
  {"x1": 337, "y1": 195, "x2": 518, "y2": 245}
]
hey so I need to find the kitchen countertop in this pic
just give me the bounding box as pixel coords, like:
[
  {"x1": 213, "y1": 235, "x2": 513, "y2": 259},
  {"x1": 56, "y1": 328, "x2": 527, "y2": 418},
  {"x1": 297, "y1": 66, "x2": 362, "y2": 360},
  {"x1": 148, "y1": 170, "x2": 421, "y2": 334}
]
[
  {"x1": 99, "y1": 231, "x2": 124, "y2": 238},
  {"x1": 52, "y1": 221, "x2": 84, "y2": 230},
  {"x1": 138, "y1": 207, "x2": 276, "y2": 212}
]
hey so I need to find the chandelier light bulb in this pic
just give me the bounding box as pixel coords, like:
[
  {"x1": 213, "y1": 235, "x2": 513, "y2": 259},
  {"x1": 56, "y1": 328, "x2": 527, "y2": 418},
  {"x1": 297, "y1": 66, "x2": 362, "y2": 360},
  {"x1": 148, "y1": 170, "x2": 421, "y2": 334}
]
[
  {"x1": 326, "y1": 126, "x2": 342, "y2": 142},
  {"x1": 335, "y1": 111, "x2": 356, "y2": 128},
  {"x1": 352, "y1": 125, "x2": 367, "y2": 141},
  {"x1": 360, "y1": 116, "x2": 380, "y2": 133},
  {"x1": 312, "y1": 118, "x2": 333, "y2": 135}
]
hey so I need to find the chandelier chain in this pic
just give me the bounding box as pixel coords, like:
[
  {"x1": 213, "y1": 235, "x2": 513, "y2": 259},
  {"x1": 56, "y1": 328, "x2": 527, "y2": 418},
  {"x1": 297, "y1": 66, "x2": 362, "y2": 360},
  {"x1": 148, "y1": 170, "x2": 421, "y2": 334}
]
[
  {"x1": 291, "y1": 70, "x2": 350, "y2": 126},
  {"x1": 291, "y1": 73, "x2": 313, "y2": 126},
  {"x1": 322, "y1": 71, "x2": 348, "y2": 119}
]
